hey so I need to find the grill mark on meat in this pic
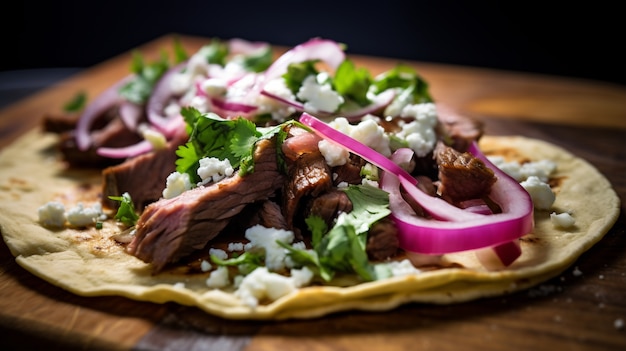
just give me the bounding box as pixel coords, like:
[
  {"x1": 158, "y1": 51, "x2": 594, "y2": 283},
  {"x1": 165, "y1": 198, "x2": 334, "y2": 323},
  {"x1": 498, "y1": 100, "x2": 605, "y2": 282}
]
[{"x1": 128, "y1": 139, "x2": 284, "y2": 273}]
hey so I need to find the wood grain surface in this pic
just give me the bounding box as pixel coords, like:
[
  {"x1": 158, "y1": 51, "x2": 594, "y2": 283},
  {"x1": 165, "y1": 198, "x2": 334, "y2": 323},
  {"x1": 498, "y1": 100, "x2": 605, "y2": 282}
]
[{"x1": 1, "y1": 34, "x2": 624, "y2": 351}]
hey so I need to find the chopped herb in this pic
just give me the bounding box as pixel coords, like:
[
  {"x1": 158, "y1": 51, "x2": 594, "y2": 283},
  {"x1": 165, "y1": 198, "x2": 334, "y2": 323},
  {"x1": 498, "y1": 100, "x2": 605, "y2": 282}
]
[
  {"x1": 108, "y1": 192, "x2": 139, "y2": 227},
  {"x1": 118, "y1": 51, "x2": 170, "y2": 104},
  {"x1": 333, "y1": 59, "x2": 372, "y2": 106},
  {"x1": 283, "y1": 60, "x2": 319, "y2": 95},
  {"x1": 175, "y1": 107, "x2": 291, "y2": 184},
  {"x1": 63, "y1": 91, "x2": 87, "y2": 112},
  {"x1": 284, "y1": 184, "x2": 391, "y2": 281},
  {"x1": 371, "y1": 64, "x2": 433, "y2": 104}
]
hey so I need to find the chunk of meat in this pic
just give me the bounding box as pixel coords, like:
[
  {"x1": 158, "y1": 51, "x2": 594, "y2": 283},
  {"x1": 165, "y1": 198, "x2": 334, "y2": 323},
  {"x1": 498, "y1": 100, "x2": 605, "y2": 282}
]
[
  {"x1": 332, "y1": 154, "x2": 367, "y2": 186},
  {"x1": 101, "y1": 128, "x2": 188, "y2": 211},
  {"x1": 127, "y1": 139, "x2": 284, "y2": 273},
  {"x1": 281, "y1": 127, "x2": 333, "y2": 229},
  {"x1": 366, "y1": 218, "x2": 400, "y2": 261},
  {"x1": 435, "y1": 142, "x2": 496, "y2": 203},
  {"x1": 306, "y1": 190, "x2": 353, "y2": 228}
]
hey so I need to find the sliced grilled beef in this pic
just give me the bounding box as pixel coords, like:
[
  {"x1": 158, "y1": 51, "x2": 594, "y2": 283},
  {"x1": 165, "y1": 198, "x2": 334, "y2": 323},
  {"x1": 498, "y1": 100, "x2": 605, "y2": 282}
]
[
  {"x1": 435, "y1": 142, "x2": 496, "y2": 204},
  {"x1": 305, "y1": 189, "x2": 353, "y2": 228},
  {"x1": 101, "y1": 128, "x2": 188, "y2": 211},
  {"x1": 281, "y1": 126, "x2": 333, "y2": 229},
  {"x1": 42, "y1": 112, "x2": 80, "y2": 134},
  {"x1": 127, "y1": 139, "x2": 284, "y2": 273},
  {"x1": 282, "y1": 150, "x2": 333, "y2": 229},
  {"x1": 332, "y1": 154, "x2": 367, "y2": 185},
  {"x1": 366, "y1": 218, "x2": 400, "y2": 261}
]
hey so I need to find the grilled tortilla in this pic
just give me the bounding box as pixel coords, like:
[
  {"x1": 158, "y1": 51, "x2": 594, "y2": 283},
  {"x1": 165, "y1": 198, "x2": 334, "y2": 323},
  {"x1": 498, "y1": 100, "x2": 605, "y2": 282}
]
[{"x1": 0, "y1": 128, "x2": 619, "y2": 320}]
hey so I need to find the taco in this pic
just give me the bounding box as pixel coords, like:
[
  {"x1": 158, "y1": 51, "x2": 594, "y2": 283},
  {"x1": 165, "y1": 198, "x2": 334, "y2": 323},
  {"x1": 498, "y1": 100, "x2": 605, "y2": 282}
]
[{"x1": 0, "y1": 38, "x2": 620, "y2": 320}]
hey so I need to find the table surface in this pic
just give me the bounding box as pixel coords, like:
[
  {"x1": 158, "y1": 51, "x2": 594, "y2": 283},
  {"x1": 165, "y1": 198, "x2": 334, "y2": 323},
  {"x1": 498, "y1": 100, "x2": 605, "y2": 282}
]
[{"x1": 1, "y1": 34, "x2": 625, "y2": 351}]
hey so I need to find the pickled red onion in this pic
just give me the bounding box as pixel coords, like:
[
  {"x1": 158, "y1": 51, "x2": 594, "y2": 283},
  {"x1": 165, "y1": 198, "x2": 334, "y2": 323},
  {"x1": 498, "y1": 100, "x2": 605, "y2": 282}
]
[
  {"x1": 146, "y1": 62, "x2": 186, "y2": 135},
  {"x1": 75, "y1": 76, "x2": 132, "y2": 150},
  {"x1": 253, "y1": 38, "x2": 345, "y2": 94},
  {"x1": 299, "y1": 113, "x2": 482, "y2": 221},
  {"x1": 299, "y1": 112, "x2": 534, "y2": 265},
  {"x1": 96, "y1": 140, "x2": 153, "y2": 159}
]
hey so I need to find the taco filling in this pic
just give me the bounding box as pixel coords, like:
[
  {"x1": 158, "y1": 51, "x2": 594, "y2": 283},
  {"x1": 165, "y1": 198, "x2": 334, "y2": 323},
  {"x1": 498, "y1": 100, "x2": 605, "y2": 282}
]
[{"x1": 0, "y1": 37, "x2": 618, "y2": 319}]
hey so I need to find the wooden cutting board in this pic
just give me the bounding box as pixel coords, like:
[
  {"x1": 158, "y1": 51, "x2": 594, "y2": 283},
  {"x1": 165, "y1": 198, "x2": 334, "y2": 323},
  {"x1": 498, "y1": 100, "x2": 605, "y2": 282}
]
[{"x1": 1, "y1": 34, "x2": 625, "y2": 351}]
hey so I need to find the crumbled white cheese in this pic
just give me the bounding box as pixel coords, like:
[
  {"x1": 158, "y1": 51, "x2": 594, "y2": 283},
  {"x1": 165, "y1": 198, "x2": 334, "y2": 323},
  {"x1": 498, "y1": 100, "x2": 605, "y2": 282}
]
[
  {"x1": 550, "y1": 211, "x2": 576, "y2": 228},
  {"x1": 187, "y1": 47, "x2": 213, "y2": 76},
  {"x1": 200, "y1": 260, "x2": 212, "y2": 272},
  {"x1": 162, "y1": 171, "x2": 192, "y2": 199},
  {"x1": 38, "y1": 201, "x2": 66, "y2": 228},
  {"x1": 227, "y1": 242, "x2": 245, "y2": 252},
  {"x1": 383, "y1": 88, "x2": 412, "y2": 117},
  {"x1": 255, "y1": 78, "x2": 297, "y2": 121},
  {"x1": 200, "y1": 78, "x2": 228, "y2": 97},
  {"x1": 206, "y1": 266, "x2": 230, "y2": 288},
  {"x1": 209, "y1": 248, "x2": 228, "y2": 260},
  {"x1": 297, "y1": 74, "x2": 344, "y2": 113},
  {"x1": 387, "y1": 259, "x2": 423, "y2": 277},
  {"x1": 169, "y1": 71, "x2": 195, "y2": 96},
  {"x1": 244, "y1": 225, "x2": 294, "y2": 271},
  {"x1": 318, "y1": 139, "x2": 349, "y2": 167},
  {"x1": 488, "y1": 157, "x2": 557, "y2": 182},
  {"x1": 520, "y1": 176, "x2": 556, "y2": 210},
  {"x1": 339, "y1": 118, "x2": 391, "y2": 156},
  {"x1": 65, "y1": 202, "x2": 104, "y2": 227},
  {"x1": 234, "y1": 266, "x2": 313, "y2": 308},
  {"x1": 173, "y1": 282, "x2": 186, "y2": 289},
  {"x1": 197, "y1": 157, "x2": 234, "y2": 185},
  {"x1": 394, "y1": 103, "x2": 438, "y2": 157},
  {"x1": 188, "y1": 95, "x2": 209, "y2": 113}
]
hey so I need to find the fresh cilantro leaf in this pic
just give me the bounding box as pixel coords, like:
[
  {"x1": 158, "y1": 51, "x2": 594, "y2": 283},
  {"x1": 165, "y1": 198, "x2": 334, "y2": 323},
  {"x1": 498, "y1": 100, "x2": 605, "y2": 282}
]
[
  {"x1": 63, "y1": 91, "x2": 87, "y2": 112},
  {"x1": 175, "y1": 107, "x2": 286, "y2": 183},
  {"x1": 333, "y1": 59, "x2": 372, "y2": 106},
  {"x1": 118, "y1": 50, "x2": 170, "y2": 104},
  {"x1": 172, "y1": 36, "x2": 189, "y2": 63},
  {"x1": 198, "y1": 39, "x2": 229, "y2": 66},
  {"x1": 211, "y1": 251, "x2": 264, "y2": 275},
  {"x1": 240, "y1": 46, "x2": 272, "y2": 72},
  {"x1": 371, "y1": 64, "x2": 433, "y2": 104},
  {"x1": 108, "y1": 192, "x2": 139, "y2": 227},
  {"x1": 305, "y1": 215, "x2": 327, "y2": 248},
  {"x1": 286, "y1": 184, "x2": 391, "y2": 282},
  {"x1": 283, "y1": 60, "x2": 319, "y2": 95}
]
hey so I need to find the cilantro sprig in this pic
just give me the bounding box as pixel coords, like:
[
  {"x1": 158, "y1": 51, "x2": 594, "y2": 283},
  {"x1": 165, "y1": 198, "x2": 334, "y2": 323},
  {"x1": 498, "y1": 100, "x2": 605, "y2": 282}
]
[
  {"x1": 175, "y1": 107, "x2": 288, "y2": 184},
  {"x1": 371, "y1": 64, "x2": 433, "y2": 104},
  {"x1": 282, "y1": 184, "x2": 391, "y2": 282},
  {"x1": 118, "y1": 51, "x2": 170, "y2": 104},
  {"x1": 108, "y1": 192, "x2": 139, "y2": 227}
]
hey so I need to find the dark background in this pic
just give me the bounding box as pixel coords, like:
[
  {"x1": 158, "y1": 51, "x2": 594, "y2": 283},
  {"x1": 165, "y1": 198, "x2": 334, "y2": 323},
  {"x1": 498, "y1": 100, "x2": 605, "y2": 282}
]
[{"x1": 1, "y1": 0, "x2": 624, "y2": 86}]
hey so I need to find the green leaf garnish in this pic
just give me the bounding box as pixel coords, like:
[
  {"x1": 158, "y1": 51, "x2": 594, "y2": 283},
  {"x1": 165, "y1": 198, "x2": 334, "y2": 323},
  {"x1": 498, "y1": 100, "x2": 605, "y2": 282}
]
[
  {"x1": 118, "y1": 50, "x2": 170, "y2": 104},
  {"x1": 333, "y1": 59, "x2": 372, "y2": 106},
  {"x1": 108, "y1": 192, "x2": 139, "y2": 227},
  {"x1": 63, "y1": 91, "x2": 87, "y2": 112},
  {"x1": 283, "y1": 60, "x2": 319, "y2": 95},
  {"x1": 175, "y1": 107, "x2": 287, "y2": 184},
  {"x1": 371, "y1": 64, "x2": 433, "y2": 104},
  {"x1": 285, "y1": 184, "x2": 391, "y2": 282}
]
